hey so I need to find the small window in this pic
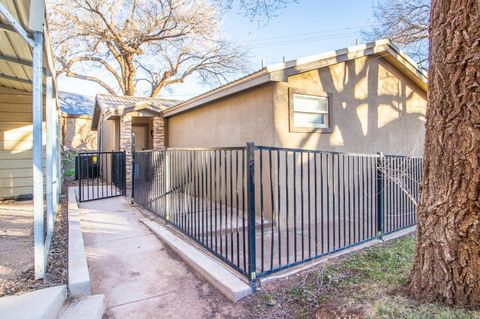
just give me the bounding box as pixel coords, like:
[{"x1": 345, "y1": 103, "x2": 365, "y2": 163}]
[
  {"x1": 289, "y1": 90, "x2": 331, "y2": 133},
  {"x1": 292, "y1": 94, "x2": 329, "y2": 128}
]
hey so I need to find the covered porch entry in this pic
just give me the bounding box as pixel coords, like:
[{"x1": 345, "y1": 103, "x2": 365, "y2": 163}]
[{"x1": 92, "y1": 94, "x2": 177, "y2": 189}]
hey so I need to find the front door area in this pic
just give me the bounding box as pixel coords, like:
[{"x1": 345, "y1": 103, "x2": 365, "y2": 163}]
[{"x1": 132, "y1": 125, "x2": 148, "y2": 151}]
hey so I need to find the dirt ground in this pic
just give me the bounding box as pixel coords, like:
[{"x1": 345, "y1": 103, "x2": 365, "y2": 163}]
[
  {"x1": 0, "y1": 200, "x2": 34, "y2": 291},
  {"x1": 0, "y1": 187, "x2": 69, "y2": 297}
]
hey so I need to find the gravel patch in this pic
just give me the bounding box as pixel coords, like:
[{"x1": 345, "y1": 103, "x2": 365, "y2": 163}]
[{"x1": 0, "y1": 186, "x2": 69, "y2": 297}]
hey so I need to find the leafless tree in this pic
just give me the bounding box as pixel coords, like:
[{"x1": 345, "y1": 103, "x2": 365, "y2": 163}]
[
  {"x1": 363, "y1": 0, "x2": 430, "y2": 68},
  {"x1": 215, "y1": 0, "x2": 297, "y2": 23},
  {"x1": 48, "y1": 0, "x2": 247, "y2": 97}
]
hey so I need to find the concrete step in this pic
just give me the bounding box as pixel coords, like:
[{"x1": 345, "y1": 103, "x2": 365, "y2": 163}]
[
  {"x1": 0, "y1": 285, "x2": 67, "y2": 319},
  {"x1": 56, "y1": 294, "x2": 106, "y2": 319}
]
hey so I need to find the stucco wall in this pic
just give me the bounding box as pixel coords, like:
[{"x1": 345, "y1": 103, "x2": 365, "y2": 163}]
[
  {"x1": 63, "y1": 116, "x2": 97, "y2": 151},
  {"x1": 273, "y1": 56, "x2": 427, "y2": 155},
  {"x1": 166, "y1": 84, "x2": 276, "y2": 147},
  {"x1": 101, "y1": 117, "x2": 119, "y2": 152}
]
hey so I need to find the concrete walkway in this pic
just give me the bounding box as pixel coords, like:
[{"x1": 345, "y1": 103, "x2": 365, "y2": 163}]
[{"x1": 78, "y1": 197, "x2": 245, "y2": 319}]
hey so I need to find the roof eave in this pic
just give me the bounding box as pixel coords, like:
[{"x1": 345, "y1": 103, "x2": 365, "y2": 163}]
[
  {"x1": 159, "y1": 40, "x2": 429, "y2": 119},
  {"x1": 104, "y1": 101, "x2": 164, "y2": 119},
  {"x1": 164, "y1": 69, "x2": 271, "y2": 117},
  {"x1": 91, "y1": 97, "x2": 102, "y2": 130}
]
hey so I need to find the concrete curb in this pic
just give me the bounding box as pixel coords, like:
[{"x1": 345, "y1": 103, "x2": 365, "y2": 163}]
[
  {"x1": 57, "y1": 294, "x2": 106, "y2": 319},
  {"x1": 141, "y1": 218, "x2": 252, "y2": 302},
  {"x1": 0, "y1": 285, "x2": 67, "y2": 319},
  {"x1": 68, "y1": 187, "x2": 92, "y2": 297},
  {"x1": 259, "y1": 226, "x2": 417, "y2": 284}
]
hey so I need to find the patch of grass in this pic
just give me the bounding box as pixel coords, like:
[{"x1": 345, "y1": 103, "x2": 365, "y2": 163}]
[
  {"x1": 339, "y1": 235, "x2": 415, "y2": 285},
  {"x1": 252, "y1": 235, "x2": 480, "y2": 319},
  {"x1": 372, "y1": 296, "x2": 480, "y2": 319},
  {"x1": 63, "y1": 168, "x2": 75, "y2": 177}
]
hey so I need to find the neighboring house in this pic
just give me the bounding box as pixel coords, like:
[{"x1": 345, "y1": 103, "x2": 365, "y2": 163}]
[
  {"x1": 59, "y1": 91, "x2": 96, "y2": 151},
  {"x1": 164, "y1": 39, "x2": 428, "y2": 156},
  {"x1": 91, "y1": 94, "x2": 180, "y2": 186}
]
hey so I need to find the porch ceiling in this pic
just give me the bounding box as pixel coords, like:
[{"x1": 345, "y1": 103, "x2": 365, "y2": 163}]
[{"x1": 0, "y1": 0, "x2": 49, "y2": 92}]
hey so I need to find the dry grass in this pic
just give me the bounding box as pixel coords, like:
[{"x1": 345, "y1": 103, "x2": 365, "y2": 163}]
[{"x1": 247, "y1": 235, "x2": 480, "y2": 319}]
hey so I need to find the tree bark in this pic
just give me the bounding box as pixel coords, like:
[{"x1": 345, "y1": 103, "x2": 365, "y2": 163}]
[{"x1": 408, "y1": 0, "x2": 480, "y2": 307}]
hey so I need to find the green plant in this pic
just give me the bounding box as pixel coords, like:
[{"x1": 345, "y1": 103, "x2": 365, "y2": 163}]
[{"x1": 64, "y1": 168, "x2": 75, "y2": 177}]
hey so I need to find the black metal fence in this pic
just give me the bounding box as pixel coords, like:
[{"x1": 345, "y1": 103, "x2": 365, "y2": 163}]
[
  {"x1": 77, "y1": 151, "x2": 126, "y2": 202},
  {"x1": 132, "y1": 144, "x2": 422, "y2": 287},
  {"x1": 133, "y1": 147, "x2": 251, "y2": 276}
]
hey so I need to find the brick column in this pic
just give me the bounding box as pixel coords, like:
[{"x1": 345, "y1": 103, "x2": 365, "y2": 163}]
[
  {"x1": 120, "y1": 115, "x2": 132, "y2": 189},
  {"x1": 152, "y1": 116, "x2": 165, "y2": 150}
]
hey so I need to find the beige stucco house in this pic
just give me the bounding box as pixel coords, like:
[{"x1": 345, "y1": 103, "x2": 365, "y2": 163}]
[
  {"x1": 164, "y1": 40, "x2": 427, "y2": 156},
  {"x1": 91, "y1": 94, "x2": 179, "y2": 186}
]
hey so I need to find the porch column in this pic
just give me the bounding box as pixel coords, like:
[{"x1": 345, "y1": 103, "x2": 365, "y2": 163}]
[
  {"x1": 120, "y1": 115, "x2": 132, "y2": 189},
  {"x1": 32, "y1": 31, "x2": 45, "y2": 279},
  {"x1": 152, "y1": 116, "x2": 165, "y2": 150}
]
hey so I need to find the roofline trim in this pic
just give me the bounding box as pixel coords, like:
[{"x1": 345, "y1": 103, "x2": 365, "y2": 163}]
[
  {"x1": 164, "y1": 39, "x2": 427, "y2": 118},
  {"x1": 103, "y1": 100, "x2": 164, "y2": 118},
  {"x1": 164, "y1": 70, "x2": 270, "y2": 117}
]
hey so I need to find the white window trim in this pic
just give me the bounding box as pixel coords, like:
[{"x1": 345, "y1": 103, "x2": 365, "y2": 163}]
[{"x1": 289, "y1": 88, "x2": 332, "y2": 133}]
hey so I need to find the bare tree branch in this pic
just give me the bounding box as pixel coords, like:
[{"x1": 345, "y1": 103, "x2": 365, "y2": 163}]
[
  {"x1": 362, "y1": 0, "x2": 430, "y2": 69},
  {"x1": 214, "y1": 0, "x2": 298, "y2": 24},
  {"x1": 48, "y1": 0, "x2": 248, "y2": 97},
  {"x1": 64, "y1": 70, "x2": 117, "y2": 94}
]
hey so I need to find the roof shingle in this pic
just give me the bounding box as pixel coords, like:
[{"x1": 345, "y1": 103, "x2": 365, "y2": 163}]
[{"x1": 59, "y1": 91, "x2": 95, "y2": 116}]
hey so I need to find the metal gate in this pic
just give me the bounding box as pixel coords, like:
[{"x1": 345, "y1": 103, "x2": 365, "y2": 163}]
[{"x1": 76, "y1": 151, "x2": 126, "y2": 202}]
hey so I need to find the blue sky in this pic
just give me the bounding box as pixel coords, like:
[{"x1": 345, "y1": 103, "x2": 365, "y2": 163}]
[{"x1": 58, "y1": 0, "x2": 375, "y2": 100}]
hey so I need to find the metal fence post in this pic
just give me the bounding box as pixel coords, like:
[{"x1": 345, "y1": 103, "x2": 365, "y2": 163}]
[
  {"x1": 122, "y1": 150, "x2": 127, "y2": 196},
  {"x1": 131, "y1": 151, "x2": 135, "y2": 204},
  {"x1": 246, "y1": 142, "x2": 257, "y2": 291},
  {"x1": 165, "y1": 149, "x2": 171, "y2": 222},
  {"x1": 78, "y1": 155, "x2": 82, "y2": 202},
  {"x1": 376, "y1": 152, "x2": 384, "y2": 239}
]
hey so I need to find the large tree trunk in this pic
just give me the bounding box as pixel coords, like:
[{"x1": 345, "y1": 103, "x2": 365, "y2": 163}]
[{"x1": 408, "y1": 0, "x2": 480, "y2": 306}]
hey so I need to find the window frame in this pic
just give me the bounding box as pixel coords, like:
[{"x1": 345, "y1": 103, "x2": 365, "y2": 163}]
[{"x1": 288, "y1": 87, "x2": 333, "y2": 133}]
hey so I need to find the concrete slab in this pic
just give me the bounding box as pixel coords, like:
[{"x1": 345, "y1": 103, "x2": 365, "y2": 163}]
[
  {"x1": 141, "y1": 218, "x2": 252, "y2": 302},
  {"x1": 0, "y1": 285, "x2": 67, "y2": 319},
  {"x1": 57, "y1": 294, "x2": 106, "y2": 319},
  {"x1": 68, "y1": 187, "x2": 91, "y2": 297},
  {"x1": 78, "y1": 196, "x2": 241, "y2": 318}
]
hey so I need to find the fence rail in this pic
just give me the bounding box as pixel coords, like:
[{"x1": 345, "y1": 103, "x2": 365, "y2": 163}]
[{"x1": 132, "y1": 145, "x2": 423, "y2": 287}]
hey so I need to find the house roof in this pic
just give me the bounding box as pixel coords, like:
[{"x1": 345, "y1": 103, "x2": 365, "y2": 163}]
[
  {"x1": 164, "y1": 39, "x2": 428, "y2": 118},
  {"x1": 59, "y1": 91, "x2": 95, "y2": 116},
  {"x1": 91, "y1": 94, "x2": 181, "y2": 129}
]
